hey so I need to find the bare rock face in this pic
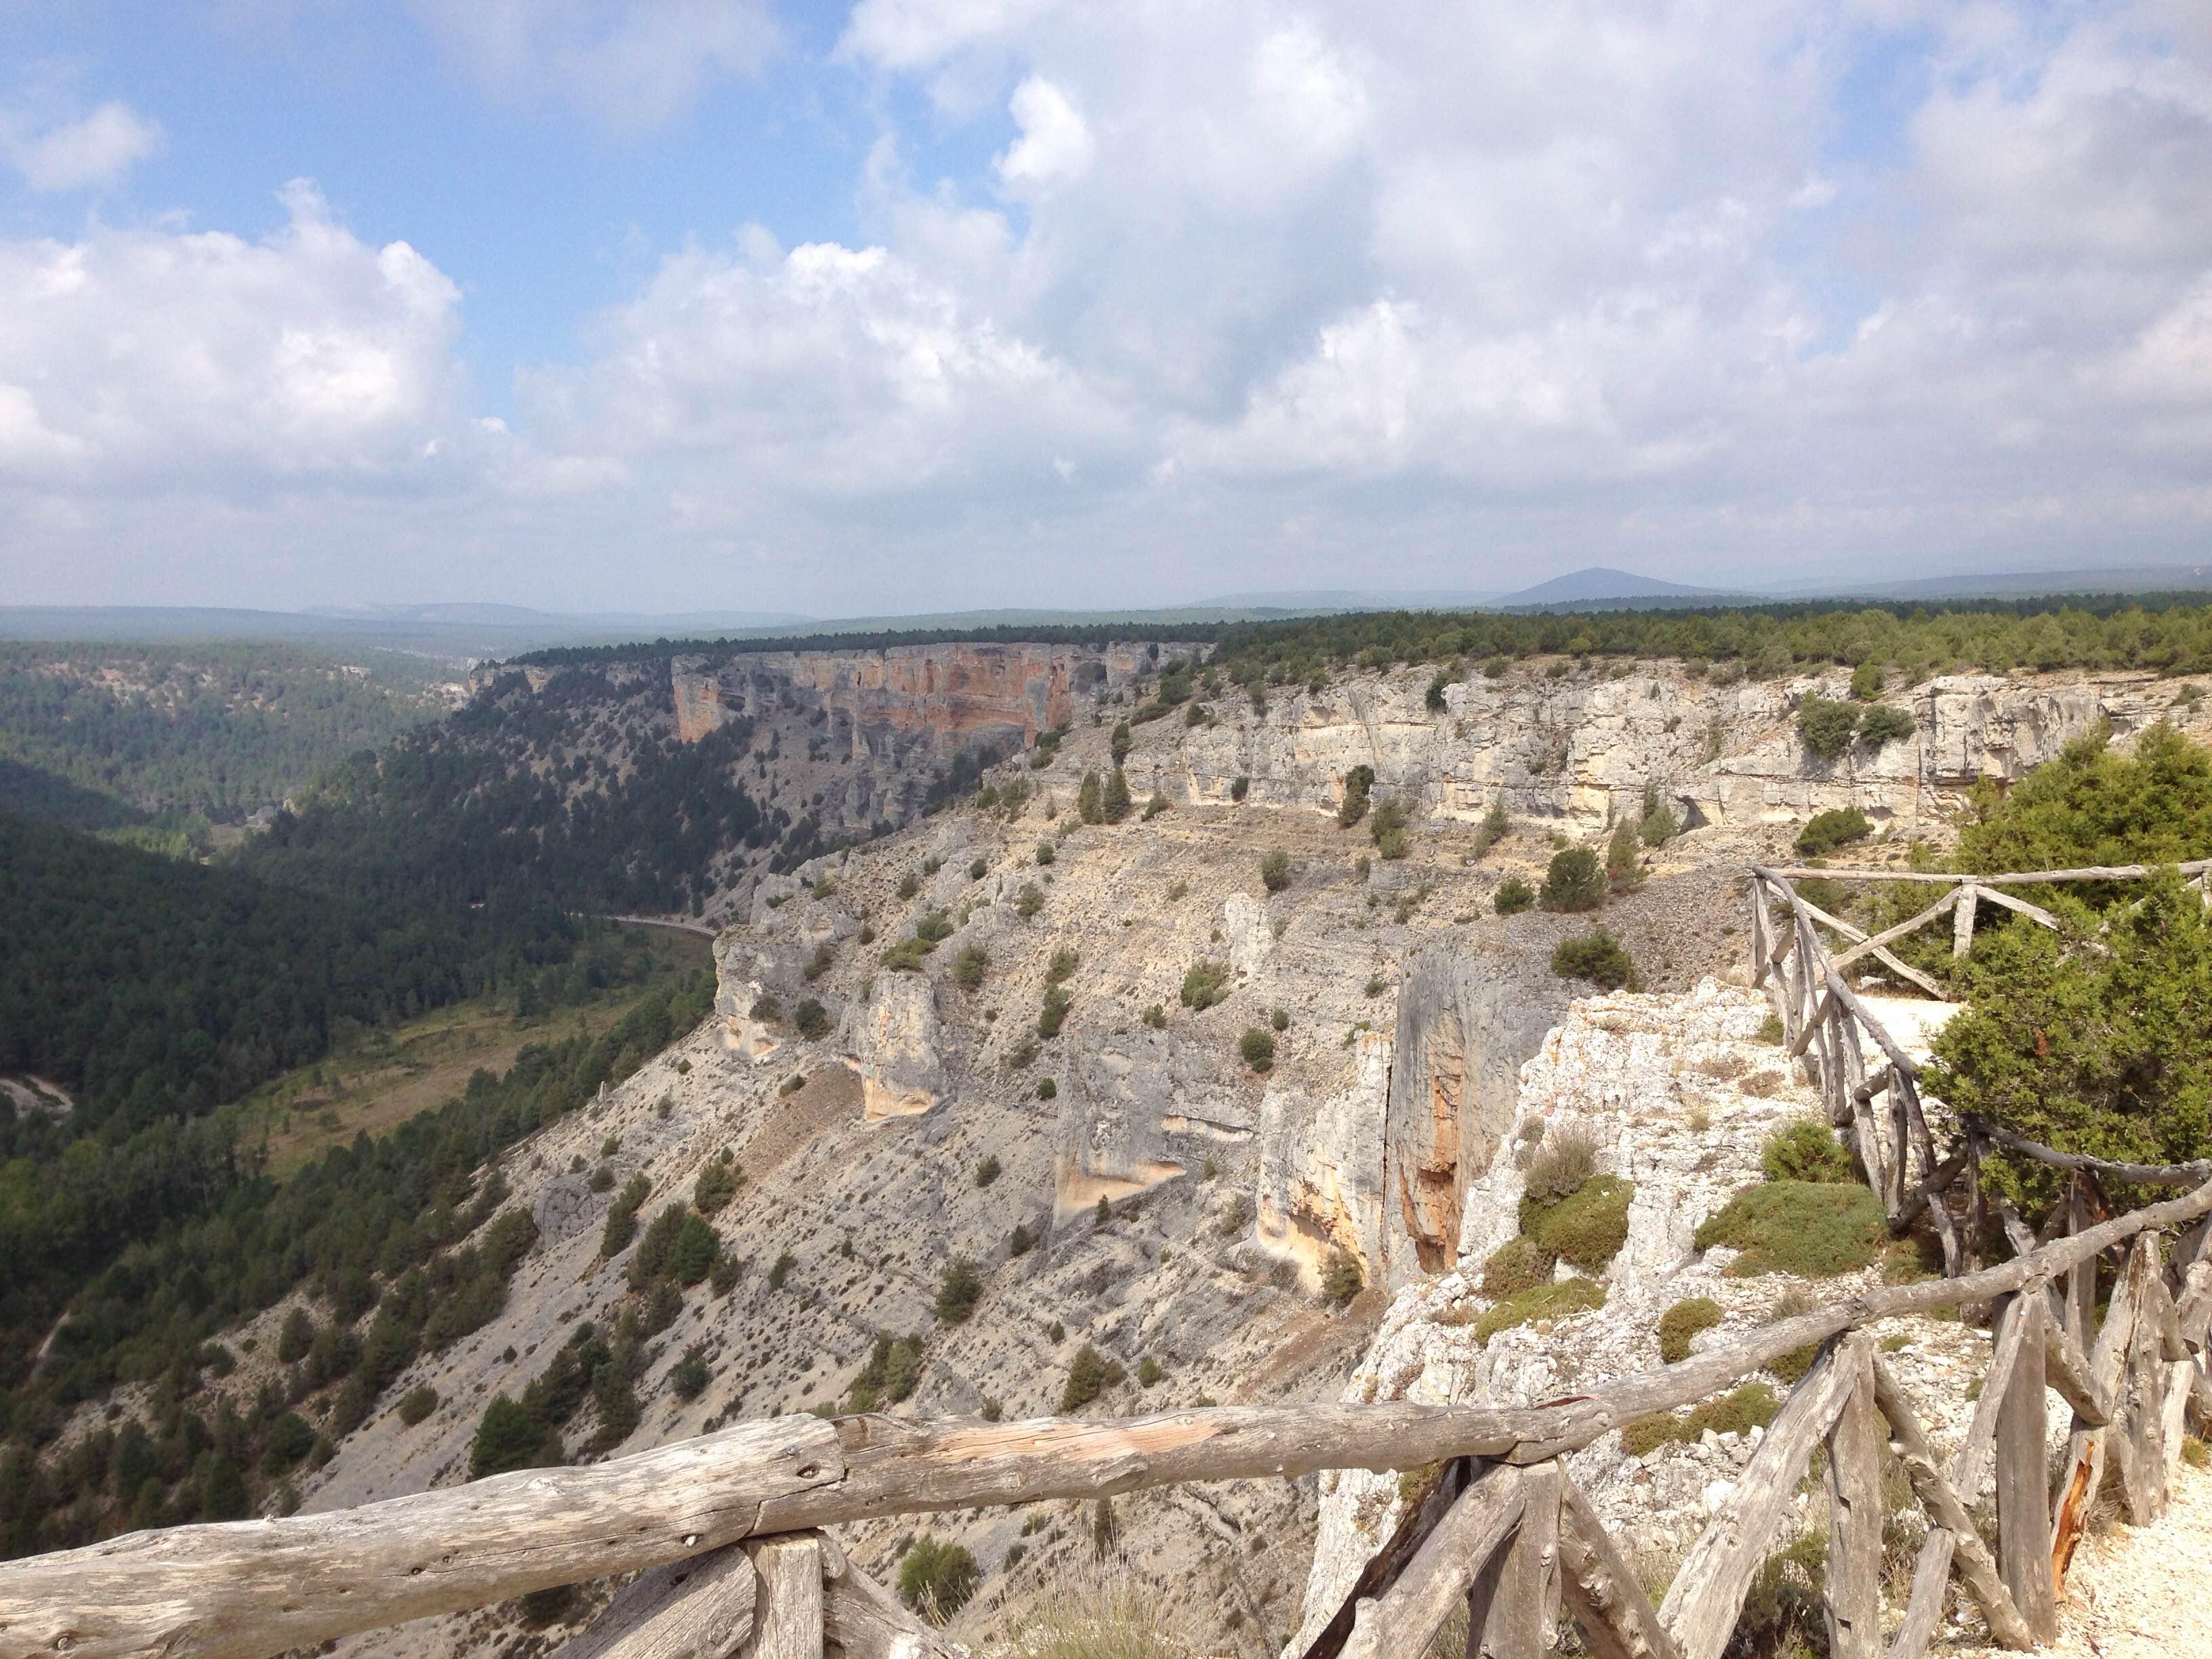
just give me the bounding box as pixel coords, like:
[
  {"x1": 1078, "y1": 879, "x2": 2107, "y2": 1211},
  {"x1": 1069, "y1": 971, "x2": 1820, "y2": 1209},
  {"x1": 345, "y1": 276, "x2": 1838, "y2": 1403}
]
[
  {"x1": 1379, "y1": 949, "x2": 1569, "y2": 1286},
  {"x1": 1255, "y1": 1031, "x2": 1393, "y2": 1282},
  {"x1": 840, "y1": 972, "x2": 945, "y2": 1122},
  {"x1": 1136, "y1": 664, "x2": 2186, "y2": 839},
  {"x1": 1293, "y1": 981, "x2": 1986, "y2": 1651}
]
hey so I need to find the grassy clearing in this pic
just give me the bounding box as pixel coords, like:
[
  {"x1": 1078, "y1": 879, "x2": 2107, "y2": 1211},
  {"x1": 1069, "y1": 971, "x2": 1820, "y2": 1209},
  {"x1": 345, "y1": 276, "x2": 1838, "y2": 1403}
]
[{"x1": 247, "y1": 926, "x2": 711, "y2": 1172}]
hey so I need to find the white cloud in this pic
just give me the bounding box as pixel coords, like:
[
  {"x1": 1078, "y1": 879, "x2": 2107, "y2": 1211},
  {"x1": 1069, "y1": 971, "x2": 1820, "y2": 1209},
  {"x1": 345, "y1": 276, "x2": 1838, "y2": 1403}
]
[
  {"x1": 994, "y1": 78, "x2": 1092, "y2": 195},
  {"x1": 0, "y1": 180, "x2": 466, "y2": 489},
  {"x1": 2, "y1": 100, "x2": 163, "y2": 192},
  {"x1": 411, "y1": 0, "x2": 780, "y2": 132}
]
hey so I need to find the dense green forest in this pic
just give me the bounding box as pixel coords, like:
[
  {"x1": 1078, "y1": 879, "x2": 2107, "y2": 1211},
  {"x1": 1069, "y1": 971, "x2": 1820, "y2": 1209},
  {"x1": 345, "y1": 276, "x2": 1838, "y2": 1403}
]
[
  {"x1": 0, "y1": 642, "x2": 441, "y2": 826},
  {"x1": 510, "y1": 619, "x2": 1223, "y2": 670},
  {"x1": 1205, "y1": 594, "x2": 2212, "y2": 693},
  {"x1": 241, "y1": 664, "x2": 771, "y2": 915},
  {"x1": 0, "y1": 975, "x2": 713, "y2": 1556}
]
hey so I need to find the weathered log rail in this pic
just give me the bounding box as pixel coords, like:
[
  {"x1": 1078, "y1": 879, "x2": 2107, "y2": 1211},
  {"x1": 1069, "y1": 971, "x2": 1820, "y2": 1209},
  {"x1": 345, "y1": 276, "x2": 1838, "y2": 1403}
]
[
  {"x1": 7, "y1": 860, "x2": 2212, "y2": 1659},
  {"x1": 4, "y1": 1172, "x2": 2210, "y2": 1659}
]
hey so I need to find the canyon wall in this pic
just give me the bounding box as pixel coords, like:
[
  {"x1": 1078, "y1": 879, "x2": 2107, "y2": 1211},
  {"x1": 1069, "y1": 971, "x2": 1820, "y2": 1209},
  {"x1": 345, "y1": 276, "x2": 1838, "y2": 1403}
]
[{"x1": 1140, "y1": 665, "x2": 2187, "y2": 838}]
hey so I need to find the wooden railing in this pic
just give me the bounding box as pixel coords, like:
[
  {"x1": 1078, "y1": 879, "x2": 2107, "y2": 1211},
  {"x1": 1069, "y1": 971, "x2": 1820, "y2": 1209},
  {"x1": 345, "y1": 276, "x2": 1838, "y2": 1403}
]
[
  {"x1": 7, "y1": 861, "x2": 2212, "y2": 1659},
  {"x1": 4, "y1": 1172, "x2": 2210, "y2": 1659}
]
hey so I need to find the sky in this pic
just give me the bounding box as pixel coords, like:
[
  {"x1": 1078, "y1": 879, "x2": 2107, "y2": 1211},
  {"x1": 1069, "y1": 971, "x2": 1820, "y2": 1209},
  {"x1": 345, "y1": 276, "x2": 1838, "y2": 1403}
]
[{"x1": 1, "y1": 0, "x2": 2209, "y2": 618}]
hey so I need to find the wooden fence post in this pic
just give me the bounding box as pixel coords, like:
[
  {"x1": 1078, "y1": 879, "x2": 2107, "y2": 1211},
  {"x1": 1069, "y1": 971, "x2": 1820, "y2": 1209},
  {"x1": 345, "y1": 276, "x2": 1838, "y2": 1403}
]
[
  {"x1": 746, "y1": 1536, "x2": 826, "y2": 1659},
  {"x1": 1823, "y1": 1337, "x2": 1883, "y2": 1659},
  {"x1": 1992, "y1": 1295, "x2": 2058, "y2": 1642},
  {"x1": 1466, "y1": 1461, "x2": 1561, "y2": 1658}
]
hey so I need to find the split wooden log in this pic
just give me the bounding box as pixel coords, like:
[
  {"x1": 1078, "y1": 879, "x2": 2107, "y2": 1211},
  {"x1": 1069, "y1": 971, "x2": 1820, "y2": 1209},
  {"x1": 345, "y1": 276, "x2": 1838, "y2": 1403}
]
[
  {"x1": 1831, "y1": 888, "x2": 1967, "y2": 973},
  {"x1": 1556, "y1": 1477, "x2": 1680, "y2": 1659},
  {"x1": 2053, "y1": 1235, "x2": 2146, "y2": 1588},
  {"x1": 555, "y1": 1544, "x2": 758, "y2": 1659},
  {"x1": 747, "y1": 1536, "x2": 825, "y2": 1659},
  {"x1": 1338, "y1": 1465, "x2": 1525, "y2": 1659},
  {"x1": 1465, "y1": 1462, "x2": 1560, "y2": 1659},
  {"x1": 2117, "y1": 1271, "x2": 2171, "y2": 1525},
  {"x1": 1298, "y1": 1459, "x2": 1474, "y2": 1659},
  {"x1": 1993, "y1": 1294, "x2": 2058, "y2": 1641},
  {"x1": 821, "y1": 1561, "x2": 968, "y2": 1659},
  {"x1": 1952, "y1": 885, "x2": 1978, "y2": 958},
  {"x1": 1767, "y1": 859, "x2": 2212, "y2": 885},
  {"x1": 1823, "y1": 1338, "x2": 1885, "y2": 1659},
  {"x1": 1889, "y1": 1287, "x2": 2032, "y2": 1659},
  {"x1": 1868, "y1": 1356, "x2": 2034, "y2": 1652},
  {"x1": 1965, "y1": 1117, "x2": 2211, "y2": 1187},
  {"x1": 1659, "y1": 1343, "x2": 1858, "y2": 1659}
]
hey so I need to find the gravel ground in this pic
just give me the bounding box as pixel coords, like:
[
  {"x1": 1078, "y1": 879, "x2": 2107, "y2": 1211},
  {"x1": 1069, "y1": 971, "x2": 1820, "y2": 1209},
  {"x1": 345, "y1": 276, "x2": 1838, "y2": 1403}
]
[{"x1": 1946, "y1": 1458, "x2": 2212, "y2": 1659}]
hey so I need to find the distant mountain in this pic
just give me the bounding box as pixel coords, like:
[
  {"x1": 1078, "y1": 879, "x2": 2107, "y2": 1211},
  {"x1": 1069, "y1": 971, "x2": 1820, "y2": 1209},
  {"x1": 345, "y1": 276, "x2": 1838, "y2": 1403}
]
[
  {"x1": 1190, "y1": 588, "x2": 1504, "y2": 613},
  {"x1": 1494, "y1": 567, "x2": 1744, "y2": 611},
  {"x1": 1776, "y1": 565, "x2": 2212, "y2": 602}
]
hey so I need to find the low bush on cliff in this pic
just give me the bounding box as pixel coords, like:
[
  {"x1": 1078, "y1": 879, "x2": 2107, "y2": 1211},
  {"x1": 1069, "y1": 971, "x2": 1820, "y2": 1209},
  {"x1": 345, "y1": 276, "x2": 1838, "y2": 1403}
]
[
  {"x1": 1062, "y1": 1345, "x2": 1126, "y2": 1411},
  {"x1": 1493, "y1": 876, "x2": 1536, "y2": 915},
  {"x1": 1657, "y1": 1296, "x2": 1723, "y2": 1364},
  {"x1": 1859, "y1": 703, "x2": 1916, "y2": 747},
  {"x1": 1797, "y1": 694, "x2": 1860, "y2": 760},
  {"x1": 1181, "y1": 960, "x2": 1232, "y2": 1010},
  {"x1": 1521, "y1": 1123, "x2": 1599, "y2": 1205},
  {"x1": 1321, "y1": 1250, "x2": 1364, "y2": 1308},
  {"x1": 847, "y1": 1333, "x2": 924, "y2": 1411},
  {"x1": 1538, "y1": 847, "x2": 1606, "y2": 913},
  {"x1": 933, "y1": 1258, "x2": 983, "y2": 1325},
  {"x1": 1551, "y1": 930, "x2": 1637, "y2": 991},
  {"x1": 1520, "y1": 1174, "x2": 1635, "y2": 1275},
  {"x1": 898, "y1": 1535, "x2": 981, "y2": 1622},
  {"x1": 1259, "y1": 847, "x2": 1292, "y2": 890},
  {"x1": 1481, "y1": 1236, "x2": 1553, "y2": 1299},
  {"x1": 1694, "y1": 1181, "x2": 1887, "y2": 1277},
  {"x1": 1239, "y1": 1027, "x2": 1276, "y2": 1073},
  {"x1": 1473, "y1": 1277, "x2": 1607, "y2": 1345},
  {"x1": 1619, "y1": 1381, "x2": 1779, "y2": 1456},
  {"x1": 1338, "y1": 764, "x2": 1375, "y2": 827},
  {"x1": 1761, "y1": 1118, "x2": 1855, "y2": 1185},
  {"x1": 1795, "y1": 807, "x2": 1872, "y2": 857},
  {"x1": 793, "y1": 997, "x2": 830, "y2": 1039}
]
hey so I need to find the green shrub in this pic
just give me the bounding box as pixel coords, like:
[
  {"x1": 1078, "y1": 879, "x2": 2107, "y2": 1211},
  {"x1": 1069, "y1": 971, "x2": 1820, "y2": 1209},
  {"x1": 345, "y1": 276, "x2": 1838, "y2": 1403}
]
[
  {"x1": 1481, "y1": 1235, "x2": 1554, "y2": 1298},
  {"x1": 1038, "y1": 984, "x2": 1071, "y2": 1038},
  {"x1": 396, "y1": 1384, "x2": 438, "y2": 1427},
  {"x1": 1142, "y1": 791, "x2": 1170, "y2": 821},
  {"x1": 1034, "y1": 839, "x2": 1055, "y2": 866},
  {"x1": 1015, "y1": 880, "x2": 1044, "y2": 919},
  {"x1": 1473, "y1": 1277, "x2": 1607, "y2": 1345},
  {"x1": 1370, "y1": 800, "x2": 1411, "y2": 861},
  {"x1": 1259, "y1": 848, "x2": 1292, "y2": 892},
  {"x1": 1795, "y1": 808, "x2": 1872, "y2": 857},
  {"x1": 1239, "y1": 1027, "x2": 1276, "y2": 1072},
  {"x1": 1539, "y1": 848, "x2": 1606, "y2": 913},
  {"x1": 1797, "y1": 695, "x2": 1860, "y2": 760},
  {"x1": 1859, "y1": 704, "x2": 1915, "y2": 747},
  {"x1": 954, "y1": 943, "x2": 989, "y2": 991},
  {"x1": 969, "y1": 857, "x2": 987, "y2": 880},
  {"x1": 1181, "y1": 960, "x2": 1232, "y2": 1010},
  {"x1": 1639, "y1": 789, "x2": 1679, "y2": 847},
  {"x1": 1338, "y1": 764, "x2": 1374, "y2": 827},
  {"x1": 1103, "y1": 768, "x2": 1134, "y2": 822},
  {"x1": 1136, "y1": 1357, "x2": 1164, "y2": 1387},
  {"x1": 1620, "y1": 1382, "x2": 1780, "y2": 1456},
  {"x1": 600, "y1": 1174, "x2": 651, "y2": 1257},
  {"x1": 694, "y1": 1151, "x2": 741, "y2": 1216},
  {"x1": 933, "y1": 1258, "x2": 983, "y2": 1325},
  {"x1": 1605, "y1": 820, "x2": 1644, "y2": 892},
  {"x1": 1551, "y1": 930, "x2": 1636, "y2": 990},
  {"x1": 897, "y1": 1536, "x2": 981, "y2": 1622},
  {"x1": 670, "y1": 1214, "x2": 720, "y2": 1286},
  {"x1": 276, "y1": 1307, "x2": 316, "y2": 1366},
  {"x1": 1756, "y1": 1011, "x2": 1785, "y2": 1044},
  {"x1": 1035, "y1": 1076, "x2": 1057, "y2": 1099},
  {"x1": 1849, "y1": 661, "x2": 1884, "y2": 700},
  {"x1": 1657, "y1": 1298, "x2": 1723, "y2": 1364},
  {"x1": 1761, "y1": 1117, "x2": 1855, "y2": 1184},
  {"x1": 671, "y1": 1345, "x2": 711, "y2": 1401},
  {"x1": 1521, "y1": 1174, "x2": 1635, "y2": 1274},
  {"x1": 1231, "y1": 775, "x2": 1250, "y2": 801},
  {"x1": 1494, "y1": 876, "x2": 1536, "y2": 915},
  {"x1": 1062, "y1": 1345, "x2": 1125, "y2": 1411},
  {"x1": 975, "y1": 1155, "x2": 1002, "y2": 1187},
  {"x1": 261, "y1": 1410, "x2": 316, "y2": 1475},
  {"x1": 1271, "y1": 1006, "x2": 1290, "y2": 1031},
  {"x1": 1521, "y1": 1123, "x2": 1599, "y2": 1204},
  {"x1": 767, "y1": 1250, "x2": 796, "y2": 1290},
  {"x1": 1078, "y1": 771, "x2": 1104, "y2": 824},
  {"x1": 1694, "y1": 1182, "x2": 1887, "y2": 1276},
  {"x1": 1046, "y1": 946, "x2": 1079, "y2": 985},
  {"x1": 804, "y1": 942, "x2": 835, "y2": 982},
  {"x1": 1110, "y1": 720, "x2": 1132, "y2": 762},
  {"x1": 470, "y1": 1394, "x2": 555, "y2": 1479},
  {"x1": 846, "y1": 1333, "x2": 924, "y2": 1411},
  {"x1": 1321, "y1": 1250, "x2": 1364, "y2": 1308},
  {"x1": 898, "y1": 872, "x2": 921, "y2": 899}
]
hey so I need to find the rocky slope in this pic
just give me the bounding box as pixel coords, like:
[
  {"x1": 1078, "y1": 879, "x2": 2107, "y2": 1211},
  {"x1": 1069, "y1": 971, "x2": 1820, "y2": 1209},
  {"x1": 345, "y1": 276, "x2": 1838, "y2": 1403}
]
[{"x1": 37, "y1": 650, "x2": 2205, "y2": 1656}]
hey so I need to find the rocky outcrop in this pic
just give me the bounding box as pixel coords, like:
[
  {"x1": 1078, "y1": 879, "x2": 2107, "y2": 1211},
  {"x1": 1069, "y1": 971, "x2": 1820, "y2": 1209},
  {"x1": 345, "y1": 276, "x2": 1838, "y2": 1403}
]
[
  {"x1": 1380, "y1": 949, "x2": 1570, "y2": 1286},
  {"x1": 670, "y1": 642, "x2": 1162, "y2": 753},
  {"x1": 1136, "y1": 665, "x2": 2196, "y2": 839},
  {"x1": 1293, "y1": 981, "x2": 1987, "y2": 1651},
  {"x1": 840, "y1": 972, "x2": 945, "y2": 1121}
]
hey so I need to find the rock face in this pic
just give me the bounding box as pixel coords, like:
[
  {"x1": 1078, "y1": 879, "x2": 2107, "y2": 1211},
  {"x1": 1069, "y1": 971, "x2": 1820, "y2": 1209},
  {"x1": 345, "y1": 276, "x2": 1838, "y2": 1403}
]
[
  {"x1": 670, "y1": 642, "x2": 1158, "y2": 752},
  {"x1": 1380, "y1": 949, "x2": 1569, "y2": 1285},
  {"x1": 1292, "y1": 980, "x2": 1989, "y2": 1652},
  {"x1": 842, "y1": 971, "x2": 945, "y2": 1122},
  {"x1": 1139, "y1": 665, "x2": 2194, "y2": 838}
]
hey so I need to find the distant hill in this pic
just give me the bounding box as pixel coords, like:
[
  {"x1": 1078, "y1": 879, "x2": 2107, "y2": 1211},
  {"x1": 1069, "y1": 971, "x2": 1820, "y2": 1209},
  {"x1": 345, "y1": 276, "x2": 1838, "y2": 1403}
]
[
  {"x1": 1782, "y1": 565, "x2": 2212, "y2": 602},
  {"x1": 1495, "y1": 567, "x2": 1747, "y2": 612}
]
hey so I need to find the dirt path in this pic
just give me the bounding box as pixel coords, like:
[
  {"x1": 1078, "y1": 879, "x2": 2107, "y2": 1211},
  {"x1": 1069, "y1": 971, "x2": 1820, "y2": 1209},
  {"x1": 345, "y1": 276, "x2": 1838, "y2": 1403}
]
[{"x1": 1952, "y1": 1458, "x2": 2212, "y2": 1658}]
